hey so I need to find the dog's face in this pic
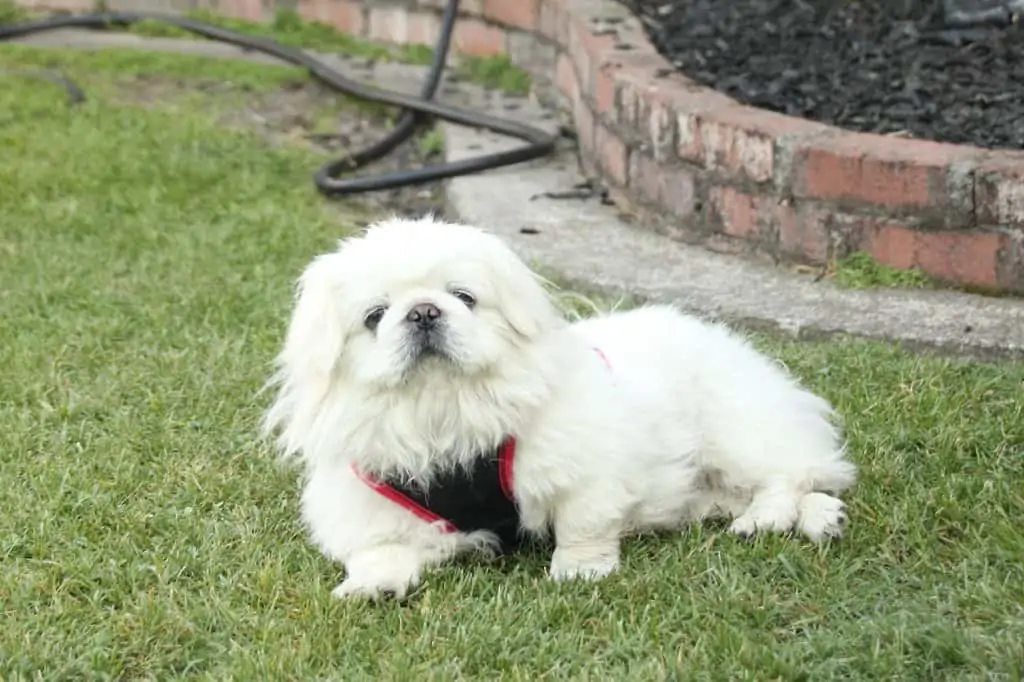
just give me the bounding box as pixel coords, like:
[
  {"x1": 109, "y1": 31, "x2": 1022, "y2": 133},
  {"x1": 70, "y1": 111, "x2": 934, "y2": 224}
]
[{"x1": 278, "y1": 216, "x2": 564, "y2": 393}]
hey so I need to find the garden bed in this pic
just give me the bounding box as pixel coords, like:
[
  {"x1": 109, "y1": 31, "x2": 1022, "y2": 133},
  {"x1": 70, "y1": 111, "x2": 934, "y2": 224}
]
[
  {"x1": 621, "y1": 0, "x2": 1024, "y2": 149},
  {"x1": 3, "y1": 21, "x2": 1024, "y2": 682}
]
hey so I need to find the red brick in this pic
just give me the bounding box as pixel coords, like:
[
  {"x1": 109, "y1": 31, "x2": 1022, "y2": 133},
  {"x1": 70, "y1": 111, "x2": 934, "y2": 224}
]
[
  {"x1": 483, "y1": 0, "x2": 539, "y2": 31},
  {"x1": 672, "y1": 88, "x2": 738, "y2": 164},
  {"x1": 611, "y1": 74, "x2": 640, "y2": 129},
  {"x1": 607, "y1": 55, "x2": 723, "y2": 160},
  {"x1": 367, "y1": 8, "x2": 441, "y2": 45},
  {"x1": 420, "y1": 0, "x2": 484, "y2": 13},
  {"x1": 453, "y1": 18, "x2": 507, "y2": 55},
  {"x1": 327, "y1": 1, "x2": 365, "y2": 35},
  {"x1": 574, "y1": 94, "x2": 596, "y2": 176},
  {"x1": 862, "y1": 224, "x2": 1005, "y2": 289},
  {"x1": 862, "y1": 222, "x2": 918, "y2": 270},
  {"x1": 21, "y1": 0, "x2": 90, "y2": 9},
  {"x1": 696, "y1": 107, "x2": 825, "y2": 184},
  {"x1": 555, "y1": 53, "x2": 577, "y2": 101},
  {"x1": 629, "y1": 155, "x2": 697, "y2": 219},
  {"x1": 999, "y1": 234, "x2": 1024, "y2": 292},
  {"x1": 974, "y1": 153, "x2": 1024, "y2": 226},
  {"x1": 566, "y1": 15, "x2": 616, "y2": 103},
  {"x1": 565, "y1": 19, "x2": 589, "y2": 97},
  {"x1": 298, "y1": 0, "x2": 360, "y2": 32},
  {"x1": 793, "y1": 133, "x2": 976, "y2": 215},
  {"x1": 109, "y1": 0, "x2": 182, "y2": 9},
  {"x1": 367, "y1": 6, "x2": 407, "y2": 43},
  {"x1": 709, "y1": 186, "x2": 768, "y2": 240},
  {"x1": 610, "y1": 64, "x2": 651, "y2": 130},
  {"x1": 408, "y1": 12, "x2": 442, "y2": 46},
  {"x1": 593, "y1": 63, "x2": 617, "y2": 116},
  {"x1": 576, "y1": 20, "x2": 617, "y2": 69},
  {"x1": 296, "y1": 0, "x2": 319, "y2": 24},
  {"x1": 580, "y1": 40, "x2": 652, "y2": 116},
  {"x1": 775, "y1": 201, "x2": 801, "y2": 256},
  {"x1": 507, "y1": 31, "x2": 553, "y2": 75},
  {"x1": 646, "y1": 91, "x2": 676, "y2": 162},
  {"x1": 595, "y1": 124, "x2": 629, "y2": 187},
  {"x1": 217, "y1": 0, "x2": 262, "y2": 22},
  {"x1": 777, "y1": 202, "x2": 831, "y2": 263},
  {"x1": 918, "y1": 231, "x2": 1004, "y2": 289},
  {"x1": 538, "y1": 0, "x2": 563, "y2": 41}
]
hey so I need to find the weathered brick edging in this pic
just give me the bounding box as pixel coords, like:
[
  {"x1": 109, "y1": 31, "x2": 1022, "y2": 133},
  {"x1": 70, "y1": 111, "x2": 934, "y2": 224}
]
[{"x1": 17, "y1": 0, "x2": 1024, "y2": 292}]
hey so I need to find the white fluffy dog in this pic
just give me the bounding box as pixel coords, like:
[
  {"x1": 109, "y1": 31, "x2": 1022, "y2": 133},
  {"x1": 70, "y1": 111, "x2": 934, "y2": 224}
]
[{"x1": 262, "y1": 215, "x2": 857, "y2": 600}]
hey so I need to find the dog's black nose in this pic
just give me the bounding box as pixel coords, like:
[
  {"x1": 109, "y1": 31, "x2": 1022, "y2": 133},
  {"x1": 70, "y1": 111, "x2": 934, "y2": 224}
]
[{"x1": 406, "y1": 302, "x2": 442, "y2": 327}]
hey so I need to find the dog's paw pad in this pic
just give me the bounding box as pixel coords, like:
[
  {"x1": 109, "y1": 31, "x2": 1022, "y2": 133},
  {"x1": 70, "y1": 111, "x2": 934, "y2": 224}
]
[{"x1": 796, "y1": 492, "x2": 847, "y2": 541}]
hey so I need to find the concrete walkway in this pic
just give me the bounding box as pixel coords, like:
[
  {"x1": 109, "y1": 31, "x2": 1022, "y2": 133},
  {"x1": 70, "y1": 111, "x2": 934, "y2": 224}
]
[
  {"x1": 10, "y1": 29, "x2": 1024, "y2": 360},
  {"x1": 446, "y1": 125, "x2": 1024, "y2": 360}
]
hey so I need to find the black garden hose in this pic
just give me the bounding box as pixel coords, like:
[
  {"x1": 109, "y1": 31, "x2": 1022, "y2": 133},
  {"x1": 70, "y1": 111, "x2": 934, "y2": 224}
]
[
  {"x1": 0, "y1": 66, "x2": 86, "y2": 103},
  {"x1": 0, "y1": 0, "x2": 558, "y2": 196}
]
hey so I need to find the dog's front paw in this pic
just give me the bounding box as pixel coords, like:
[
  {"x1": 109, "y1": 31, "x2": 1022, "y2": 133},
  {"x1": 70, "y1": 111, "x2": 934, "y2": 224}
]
[
  {"x1": 729, "y1": 496, "x2": 799, "y2": 538},
  {"x1": 796, "y1": 492, "x2": 847, "y2": 541},
  {"x1": 332, "y1": 545, "x2": 424, "y2": 601},
  {"x1": 549, "y1": 547, "x2": 619, "y2": 582},
  {"x1": 331, "y1": 575, "x2": 418, "y2": 601}
]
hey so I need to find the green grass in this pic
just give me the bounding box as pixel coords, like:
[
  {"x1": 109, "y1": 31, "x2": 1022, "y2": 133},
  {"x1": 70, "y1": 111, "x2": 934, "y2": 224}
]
[
  {"x1": 1, "y1": 1, "x2": 532, "y2": 95},
  {"x1": 0, "y1": 41, "x2": 308, "y2": 91},
  {"x1": 417, "y1": 126, "x2": 445, "y2": 157},
  {"x1": 454, "y1": 53, "x2": 531, "y2": 95},
  {"x1": 129, "y1": 7, "x2": 532, "y2": 95},
  {"x1": 0, "y1": 0, "x2": 26, "y2": 23},
  {"x1": 126, "y1": 7, "x2": 424, "y2": 64},
  {"x1": 832, "y1": 251, "x2": 935, "y2": 290},
  {"x1": 2, "y1": 47, "x2": 1024, "y2": 681}
]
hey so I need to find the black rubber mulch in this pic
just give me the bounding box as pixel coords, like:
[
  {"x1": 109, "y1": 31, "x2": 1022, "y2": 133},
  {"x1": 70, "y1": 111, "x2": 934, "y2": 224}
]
[{"x1": 620, "y1": 0, "x2": 1024, "y2": 149}]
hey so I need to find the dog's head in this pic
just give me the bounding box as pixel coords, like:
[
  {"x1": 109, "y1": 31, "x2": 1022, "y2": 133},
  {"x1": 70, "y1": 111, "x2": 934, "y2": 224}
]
[{"x1": 274, "y1": 215, "x2": 565, "y2": 400}]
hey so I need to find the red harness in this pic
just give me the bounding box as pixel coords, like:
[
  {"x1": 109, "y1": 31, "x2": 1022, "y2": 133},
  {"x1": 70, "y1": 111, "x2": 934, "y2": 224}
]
[
  {"x1": 353, "y1": 347, "x2": 611, "y2": 545},
  {"x1": 352, "y1": 438, "x2": 517, "y2": 534}
]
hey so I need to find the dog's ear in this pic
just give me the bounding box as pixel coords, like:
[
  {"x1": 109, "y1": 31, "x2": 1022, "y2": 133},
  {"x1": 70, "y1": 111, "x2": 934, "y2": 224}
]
[
  {"x1": 492, "y1": 254, "x2": 563, "y2": 339},
  {"x1": 279, "y1": 254, "x2": 346, "y2": 382}
]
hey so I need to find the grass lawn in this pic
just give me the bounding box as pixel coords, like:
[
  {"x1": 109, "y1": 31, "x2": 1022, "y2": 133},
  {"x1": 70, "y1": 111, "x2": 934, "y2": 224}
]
[{"x1": 2, "y1": 43, "x2": 1024, "y2": 681}]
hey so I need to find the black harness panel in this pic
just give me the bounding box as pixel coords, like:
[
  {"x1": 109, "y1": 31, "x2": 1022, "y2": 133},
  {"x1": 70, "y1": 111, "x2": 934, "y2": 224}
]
[{"x1": 378, "y1": 446, "x2": 525, "y2": 553}]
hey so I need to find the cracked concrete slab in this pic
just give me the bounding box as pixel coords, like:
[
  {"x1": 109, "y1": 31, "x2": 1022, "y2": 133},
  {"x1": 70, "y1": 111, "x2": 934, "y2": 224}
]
[{"x1": 10, "y1": 29, "x2": 1024, "y2": 360}]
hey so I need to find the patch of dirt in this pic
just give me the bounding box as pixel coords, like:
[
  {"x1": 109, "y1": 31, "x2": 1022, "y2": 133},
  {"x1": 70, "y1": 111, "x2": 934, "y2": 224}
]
[
  {"x1": 115, "y1": 76, "x2": 447, "y2": 218},
  {"x1": 621, "y1": 0, "x2": 1024, "y2": 149}
]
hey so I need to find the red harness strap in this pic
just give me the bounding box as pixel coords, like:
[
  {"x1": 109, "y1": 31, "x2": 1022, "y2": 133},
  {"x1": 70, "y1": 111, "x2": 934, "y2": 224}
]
[
  {"x1": 352, "y1": 438, "x2": 517, "y2": 533},
  {"x1": 354, "y1": 347, "x2": 611, "y2": 535}
]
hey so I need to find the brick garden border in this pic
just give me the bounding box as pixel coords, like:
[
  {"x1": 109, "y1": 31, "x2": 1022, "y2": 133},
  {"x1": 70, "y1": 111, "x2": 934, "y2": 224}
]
[{"x1": 19, "y1": 0, "x2": 1024, "y2": 293}]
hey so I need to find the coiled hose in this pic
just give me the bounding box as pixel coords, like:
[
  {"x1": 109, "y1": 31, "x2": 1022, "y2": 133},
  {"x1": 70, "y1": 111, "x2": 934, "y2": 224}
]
[{"x1": 0, "y1": 0, "x2": 558, "y2": 196}]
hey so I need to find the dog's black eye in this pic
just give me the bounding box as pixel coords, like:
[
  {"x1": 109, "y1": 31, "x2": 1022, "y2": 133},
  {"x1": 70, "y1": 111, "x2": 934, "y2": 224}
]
[
  {"x1": 450, "y1": 289, "x2": 476, "y2": 309},
  {"x1": 364, "y1": 305, "x2": 387, "y2": 331}
]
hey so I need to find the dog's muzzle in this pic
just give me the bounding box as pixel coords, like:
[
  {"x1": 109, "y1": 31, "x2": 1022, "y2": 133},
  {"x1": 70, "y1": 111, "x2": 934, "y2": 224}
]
[
  {"x1": 404, "y1": 302, "x2": 449, "y2": 359},
  {"x1": 406, "y1": 302, "x2": 442, "y2": 330}
]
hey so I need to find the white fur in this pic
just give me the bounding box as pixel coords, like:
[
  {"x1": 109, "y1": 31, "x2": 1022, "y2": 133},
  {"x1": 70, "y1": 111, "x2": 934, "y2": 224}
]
[{"x1": 262, "y1": 215, "x2": 857, "y2": 599}]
